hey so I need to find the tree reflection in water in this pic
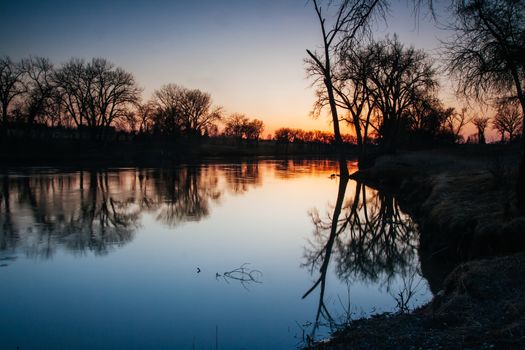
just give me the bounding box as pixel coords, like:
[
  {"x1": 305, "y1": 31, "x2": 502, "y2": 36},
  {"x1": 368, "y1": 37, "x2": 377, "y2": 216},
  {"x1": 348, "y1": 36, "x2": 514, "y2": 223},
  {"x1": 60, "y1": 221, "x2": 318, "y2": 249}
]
[
  {"x1": 302, "y1": 165, "x2": 423, "y2": 338},
  {"x1": 0, "y1": 169, "x2": 140, "y2": 258},
  {"x1": 0, "y1": 164, "x2": 263, "y2": 260},
  {"x1": 153, "y1": 166, "x2": 222, "y2": 227}
]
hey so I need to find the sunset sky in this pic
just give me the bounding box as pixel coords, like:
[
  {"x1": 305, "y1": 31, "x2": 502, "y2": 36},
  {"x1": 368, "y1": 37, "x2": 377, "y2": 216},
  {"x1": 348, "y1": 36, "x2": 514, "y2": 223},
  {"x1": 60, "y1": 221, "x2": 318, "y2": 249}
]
[{"x1": 1, "y1": 0, "x2": 482, "y2": 137}]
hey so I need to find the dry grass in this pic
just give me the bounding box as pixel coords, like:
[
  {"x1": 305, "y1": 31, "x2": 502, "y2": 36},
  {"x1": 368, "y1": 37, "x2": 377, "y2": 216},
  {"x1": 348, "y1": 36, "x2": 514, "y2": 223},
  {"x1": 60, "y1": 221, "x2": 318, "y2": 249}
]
[
  {"x1": 355, "y1": 147, "x2": 525, "y2": 260},
  {"x1": 309, "y1": 146, "x2": 525, "y2": 349}
]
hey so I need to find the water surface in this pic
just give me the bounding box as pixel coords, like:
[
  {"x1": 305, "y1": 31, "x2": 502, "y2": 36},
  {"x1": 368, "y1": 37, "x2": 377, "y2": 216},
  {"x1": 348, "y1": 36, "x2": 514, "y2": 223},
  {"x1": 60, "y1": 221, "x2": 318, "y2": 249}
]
[{"x1": 0, "y1": 160, "x2": 431, "y2": 349}]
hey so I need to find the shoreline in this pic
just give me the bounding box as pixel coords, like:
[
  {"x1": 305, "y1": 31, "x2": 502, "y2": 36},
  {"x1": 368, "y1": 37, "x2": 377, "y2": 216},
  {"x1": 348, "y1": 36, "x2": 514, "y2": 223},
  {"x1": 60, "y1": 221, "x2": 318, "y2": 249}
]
[
  {"x1": 0, "y1": 137, "x2": 358, "y2": 167},
  {"x1": 308, "y1": 148, "x2": 525, "y2": 349}
]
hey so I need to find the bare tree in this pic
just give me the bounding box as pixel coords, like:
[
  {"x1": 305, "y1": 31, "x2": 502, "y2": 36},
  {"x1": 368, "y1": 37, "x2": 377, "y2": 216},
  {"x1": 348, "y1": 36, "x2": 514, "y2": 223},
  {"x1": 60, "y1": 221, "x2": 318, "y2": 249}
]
[
  {"x1": 21, "y1": 56, "x2": 56, "y2": 126},
  {"x1": 445, "y1": 107, "x2": 471, "y2": 142},
  {"x1": 55, "y1": 58, "x2": 140, "y2": 139},
  {"x1": 339, "y1": 47, "x2": 378, "y2": 152},
  {"x1": 311, "y1": 34, "x2": 437, "y2": 159},
  {"x1": 245, "y1": 119, "x2": 264, "y2": 140},
  {"x1": 223, "y1": 114, "x2": 264, "y2": 141},
  {"x1": 135, "y1": 101, "x2": 156, "y2": 134},
  {"x1": 223, "y1": 113, "x2": 249, "y2": 139},
  {"x1": 472, "y1": 116, "x2": 490, "y2": 144},
  {"x1": 493, "y1": 98, "x2": 522, "y2": 141},
  {"x1": 445, "y1": 0, "x2": 525, "y2": 112},
  {"x1": 54, "y1": 58, "x2": 88, "y2": 131},
  {"x1": 85, "y1": 58, "x2": 141, "y2": 139},
  {"x1": 444, "y1": 0, "x2": 525, "y2": 209},
  {"x1": 310, "y1": 42, "x2": 375, "y2": 162},
  {"x1": 0, "y1": 56, "x2": 26, "y2": 131},
  {"x1": 306, "y1": 0, "x2": 387, "y2": 173},
  {"x1": 151, "y1": 83, "x2": 182, "y2": 136},
  {"x1": 175, "y1": 87, "x2": 222, "y2": 137},
  {"x1": 405, "y1": 93, "x2": 448, "y2": 134},
  {"x1": 151, "y1": 84, "x2": 222, "y2": 138},
  {"x1": 364, "y1": 36, "x2": 438, "y2": 151}
]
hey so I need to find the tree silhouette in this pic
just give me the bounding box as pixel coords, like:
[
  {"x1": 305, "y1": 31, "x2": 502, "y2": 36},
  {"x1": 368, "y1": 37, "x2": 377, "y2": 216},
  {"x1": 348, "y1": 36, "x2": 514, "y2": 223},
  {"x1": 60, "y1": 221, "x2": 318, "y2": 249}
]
[
  {"x1": 445, "y1": 107, "x2": 471, "y2": 143},
  {"x1": 306, "y1": 0, "x2": 387, "y2": 173},
  {"x1": 493, "y1": 99, "x2": 522, "y2": 141},
  {"x1": 151, "y1": 84, "x2": 222, "y2": 138},
  {"x1": 54, "y1": 58, "x2": 140, "y2": 140},
  {"x1": 20, "y1": 56, "x2": 56, "y2": 126},
  {"x1": 151, "y1": 83, "x2": 183, "y2": 137},
  {"x1": 223, "y1": 113, "x2": 265, "y2": 141},
  {"x1": 444, "y1": 0, "x2": 525, "y2": 209},
  {"x1": 0, "y1": 56, "x2": 26, "y2": 132},
  {"x1": 472, "y1": 116, "x2": 490, "y2": 144},
  {"x1": 358, "y1": 36, "x2": 438, "y2": 152}
]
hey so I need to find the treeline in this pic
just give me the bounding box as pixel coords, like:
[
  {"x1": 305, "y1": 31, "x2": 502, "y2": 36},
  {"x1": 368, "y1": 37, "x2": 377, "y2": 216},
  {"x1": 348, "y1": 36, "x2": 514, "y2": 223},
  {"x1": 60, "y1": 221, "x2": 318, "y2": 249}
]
[
  {"x1": 0, "y1": 56, "x2": 269, "y2": 143},
  {"x1": 0, "y1": 55, "x2": 361, "y2": 151},
  {"x1": 274, "y1": 127, "x2": 356, "y2": 144},
  {"x1": 307, "y1": 0, "x2": 525, "y2": 207},
  {"x1": 309, "y1": 36, "x2": 463, "y2": 153},
  {"x1": 1, "y1": 51, "x2": 520, "y2": 158},
  {"x1": 308, "y1": 35, "x2": 523, "y2": 157}
]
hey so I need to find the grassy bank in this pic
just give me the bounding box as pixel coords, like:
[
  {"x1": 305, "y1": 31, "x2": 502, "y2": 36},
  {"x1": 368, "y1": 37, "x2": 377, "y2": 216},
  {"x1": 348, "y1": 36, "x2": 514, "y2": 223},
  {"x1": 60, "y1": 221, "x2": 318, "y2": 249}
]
[{"x1": 308, "y1": 144, "x2": 525, "y2": 349}]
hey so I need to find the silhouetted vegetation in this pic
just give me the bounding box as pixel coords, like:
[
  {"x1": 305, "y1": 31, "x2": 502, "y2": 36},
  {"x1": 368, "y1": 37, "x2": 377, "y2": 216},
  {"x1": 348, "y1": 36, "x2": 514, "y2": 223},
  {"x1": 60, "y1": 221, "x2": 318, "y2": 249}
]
[
  {"x1": 471, "y1": 116, "x2": 489, "y2": 144},
  {"x1": 1, "y1": 55, "x2": 359, "y2": 163},
  {"x1": 443, "y1": 0, "x2": 525, "y2": 210},
  {"x1": 223, "y1": 113, "x2": 264, "y2": 141},
  {"x1": 306, "y1": 0, "x2": 524, "y2": 197},
  {"x1": 306, "y1": 0, "x2": 387, "y2": 161},
  {"x1": 0, "y1": 164, "x2": 265, "y2": 258},
  {"x1": 493, "y1": 98, "x2": 523, "y2": 142}
]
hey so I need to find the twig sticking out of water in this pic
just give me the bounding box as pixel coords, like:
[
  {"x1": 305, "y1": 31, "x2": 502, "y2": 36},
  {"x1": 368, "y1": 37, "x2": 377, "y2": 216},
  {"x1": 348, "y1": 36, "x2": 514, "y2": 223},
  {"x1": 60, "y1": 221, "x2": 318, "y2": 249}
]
[{"x1": 216, "y1": 263, "x2": 263, "y2": 290}]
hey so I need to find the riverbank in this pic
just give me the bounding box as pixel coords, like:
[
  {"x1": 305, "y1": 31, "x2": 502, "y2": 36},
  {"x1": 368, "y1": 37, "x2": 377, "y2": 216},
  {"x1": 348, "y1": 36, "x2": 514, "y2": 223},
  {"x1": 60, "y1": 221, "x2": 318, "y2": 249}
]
[
  {"x1": 308, "y1": 145, "x2": 525, "y2": 349},
  {"x1": 0, "y1": 137, "x2": 358, "y2": 167}
]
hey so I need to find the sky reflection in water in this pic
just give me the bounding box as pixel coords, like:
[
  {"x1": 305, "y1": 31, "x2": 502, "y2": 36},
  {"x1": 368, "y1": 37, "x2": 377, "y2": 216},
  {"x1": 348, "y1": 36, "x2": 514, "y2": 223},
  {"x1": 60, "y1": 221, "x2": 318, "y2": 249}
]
[{"x1": 0, "y1": 160, "x2": 431, "y2": 349}]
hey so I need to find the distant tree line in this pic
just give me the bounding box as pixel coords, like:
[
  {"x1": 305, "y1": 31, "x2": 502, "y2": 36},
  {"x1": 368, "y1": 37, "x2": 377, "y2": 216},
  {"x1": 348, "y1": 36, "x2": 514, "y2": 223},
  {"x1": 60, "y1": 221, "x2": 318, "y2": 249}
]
[
  {"x1": 0, "y1": 57, "x2": 141, "y2": 140},
  {"x1": 273, "y1": 127, "x2": 356, "y2": 144},
  {"x1": 0, "y1": 56, "x2": 269, "y2": 144}
]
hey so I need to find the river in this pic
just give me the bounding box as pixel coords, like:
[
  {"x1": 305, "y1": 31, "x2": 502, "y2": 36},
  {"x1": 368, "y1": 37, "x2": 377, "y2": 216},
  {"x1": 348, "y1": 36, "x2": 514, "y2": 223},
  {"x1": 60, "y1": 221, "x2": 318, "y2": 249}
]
[{"x1": 0, "y1": 159, "x2": 431, "y2": 349}]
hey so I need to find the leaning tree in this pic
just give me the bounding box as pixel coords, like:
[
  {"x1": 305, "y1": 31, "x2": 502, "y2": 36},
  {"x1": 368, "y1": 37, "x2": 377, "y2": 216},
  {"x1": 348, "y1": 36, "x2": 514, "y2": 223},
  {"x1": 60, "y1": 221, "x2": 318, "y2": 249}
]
[{"x1": 306, "y1": 0, "x2": 388, "y2": 174}]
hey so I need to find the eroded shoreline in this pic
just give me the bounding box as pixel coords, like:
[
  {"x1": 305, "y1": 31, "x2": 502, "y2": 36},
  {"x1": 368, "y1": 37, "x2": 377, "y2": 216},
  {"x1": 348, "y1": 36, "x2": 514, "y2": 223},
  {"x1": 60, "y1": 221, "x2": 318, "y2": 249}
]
[{"x1": 308, "y1": 147, "x2": 525, "y2": 349}]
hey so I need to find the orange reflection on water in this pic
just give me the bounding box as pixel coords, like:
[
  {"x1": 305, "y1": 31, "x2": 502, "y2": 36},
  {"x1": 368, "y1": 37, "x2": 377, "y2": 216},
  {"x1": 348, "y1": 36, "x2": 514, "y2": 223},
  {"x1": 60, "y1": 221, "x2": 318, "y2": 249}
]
[{"x1": 0, "y1": 160, "x2": 350, "y2": 257}]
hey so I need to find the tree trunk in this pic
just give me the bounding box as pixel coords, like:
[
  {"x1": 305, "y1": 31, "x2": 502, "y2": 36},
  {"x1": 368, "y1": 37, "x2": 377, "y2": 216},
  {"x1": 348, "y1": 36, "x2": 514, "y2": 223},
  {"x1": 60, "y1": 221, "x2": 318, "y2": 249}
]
[
  {"x1": 478, "y1": 130, "x2": 485, "y2": 144},
  {"x1": 339, "y1": 152, "x2": 349, "y2": 178},
  {"x1": 517, "y1": 114, "x2": 525, "y2": 213},
  {"x1": 515, "y1": 93, "x2": 525, "y2": 214},
  {"x1": 1, "y1": 104, "x2": 7, "y2": 139},
  {"x1": 517, "y1": 148, "x2": 525, "y2": 214},
  {"x1": 510, "y1": 71, "x2": 525, "y2": 213},
  {"x1": 380, "y1": 118, "x2": 397, "y2": 154}
]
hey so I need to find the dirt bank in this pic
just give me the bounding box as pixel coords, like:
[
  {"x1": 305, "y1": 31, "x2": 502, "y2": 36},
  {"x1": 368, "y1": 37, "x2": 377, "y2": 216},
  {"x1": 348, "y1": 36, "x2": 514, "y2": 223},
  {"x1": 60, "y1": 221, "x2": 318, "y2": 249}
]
[
  {"x1": 353, "y1": 147, "x2": 525, "y2": 263},
  {"x1": 309, "y1": 252, "x2": 525, "y2": 349},
  {"x1": 307, "y1": 145, "x2": 525, "y2": 349}
]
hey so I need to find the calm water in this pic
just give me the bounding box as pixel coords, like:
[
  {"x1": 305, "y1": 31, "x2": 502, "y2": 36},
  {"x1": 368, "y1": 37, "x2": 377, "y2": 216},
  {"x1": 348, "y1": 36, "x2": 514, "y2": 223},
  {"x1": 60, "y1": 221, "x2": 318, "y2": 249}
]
[{"x1": 0, "y1": 160, "x2": 431, "y2": 349}]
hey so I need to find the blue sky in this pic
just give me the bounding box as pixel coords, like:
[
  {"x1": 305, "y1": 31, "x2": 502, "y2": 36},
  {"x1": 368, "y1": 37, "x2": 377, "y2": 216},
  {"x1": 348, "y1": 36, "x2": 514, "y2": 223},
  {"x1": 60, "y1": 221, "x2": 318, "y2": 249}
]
[{"x1": 1, "y1": 0, "x2": 457, "y2": 134}]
